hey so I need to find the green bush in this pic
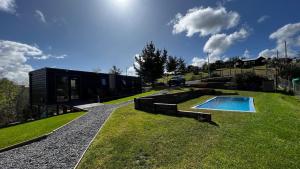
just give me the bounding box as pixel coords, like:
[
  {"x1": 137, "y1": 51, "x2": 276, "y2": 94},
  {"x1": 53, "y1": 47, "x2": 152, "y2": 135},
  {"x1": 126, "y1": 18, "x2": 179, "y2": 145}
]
[
  {"x1": 0, "y1": 79, "x2": 20, "y2": 126},
  {"x1": 234, "y1": 72, "x2": 267, "y2": 90},
  {"x1": 0, "y1": 79, "x2": 30, "y2": 126}
]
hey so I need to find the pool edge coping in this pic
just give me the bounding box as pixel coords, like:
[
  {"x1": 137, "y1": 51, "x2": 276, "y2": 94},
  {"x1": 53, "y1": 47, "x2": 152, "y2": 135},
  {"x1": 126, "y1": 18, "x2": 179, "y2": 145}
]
[{"x1": 192, "y1": 96, "x2": 256, "y2": 113}]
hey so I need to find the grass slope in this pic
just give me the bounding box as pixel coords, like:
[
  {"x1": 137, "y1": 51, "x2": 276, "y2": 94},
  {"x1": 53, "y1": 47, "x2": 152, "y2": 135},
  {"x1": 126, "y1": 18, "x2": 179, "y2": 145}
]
[
  {"x1": 158, "y1": 66, "x2": 274, "y2": 83},
  {"x1": 103, "y1": 90, "x2": 160, "y2": 104},
  {"x1": 0, "y1": 112, "x2": 85, "y2": 149},
  {"x1": 157, "y1": 72, "x2": 208, "y2": 83},
  {"x1": 78, "y1": 91, "x2": 300, "y2": 169},
  {"x1": 213, "y1": 66, "x2": 275, "y2": 77}
]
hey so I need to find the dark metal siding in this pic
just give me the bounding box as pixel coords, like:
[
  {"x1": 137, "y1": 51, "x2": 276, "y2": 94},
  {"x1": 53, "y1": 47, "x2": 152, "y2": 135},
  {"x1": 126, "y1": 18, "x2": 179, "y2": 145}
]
[
  {"x1": 30, "y1": 68, "x2": 142, "y2": 105},
  {"x1": 29, "y1": 69, "x2": 47, "y2": 105}
]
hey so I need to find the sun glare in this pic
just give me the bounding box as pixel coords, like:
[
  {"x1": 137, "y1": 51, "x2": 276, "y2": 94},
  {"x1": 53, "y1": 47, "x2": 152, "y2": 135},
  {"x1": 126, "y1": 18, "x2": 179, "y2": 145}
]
[{"x1": 114, "y1": 0, "x2": 130, "y2": 8}]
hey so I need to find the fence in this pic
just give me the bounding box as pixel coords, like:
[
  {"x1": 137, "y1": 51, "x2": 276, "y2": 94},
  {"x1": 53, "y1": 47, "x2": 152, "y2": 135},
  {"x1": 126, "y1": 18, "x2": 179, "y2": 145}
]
[
  {"x1": 277, "y1": 77, "x2": 300, "y2": 97},
  {"x1": 213, "y1": 68, "x2": 276, "y2": 79},
  {"x1": 293, "y1": 83, "x2": 300, "y2": 98},
  {"x1": 277, "y1": 77, "x2": 292, "y2": 91}
]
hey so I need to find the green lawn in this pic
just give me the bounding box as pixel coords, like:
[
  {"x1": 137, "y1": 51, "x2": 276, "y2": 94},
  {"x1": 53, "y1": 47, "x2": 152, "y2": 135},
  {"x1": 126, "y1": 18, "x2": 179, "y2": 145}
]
[
  {"x1": 0, "y1": 112, "x2": 85, "y2": 149},
  {"x1": 103, "y1": 90, "x2": 161, "y2": 104},
  {"x1": 166, "y1": 87, "x2": 193, "y2": 94},
  {"x1": 77, "y1": 90, "x2": 300, "y2": 169}
]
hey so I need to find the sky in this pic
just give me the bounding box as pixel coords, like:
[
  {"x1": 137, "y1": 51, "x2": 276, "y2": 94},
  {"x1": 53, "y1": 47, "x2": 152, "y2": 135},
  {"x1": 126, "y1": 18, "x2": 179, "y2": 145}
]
[{"x1": 1, "y1": 0, "x2": 300, "y2": 85}]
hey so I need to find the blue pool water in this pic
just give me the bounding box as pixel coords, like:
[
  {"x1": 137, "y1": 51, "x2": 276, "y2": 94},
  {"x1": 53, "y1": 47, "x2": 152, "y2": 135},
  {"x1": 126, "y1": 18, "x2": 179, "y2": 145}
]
[{"x1": 194, "y1": 96, "x2": 255, "y2": 113}]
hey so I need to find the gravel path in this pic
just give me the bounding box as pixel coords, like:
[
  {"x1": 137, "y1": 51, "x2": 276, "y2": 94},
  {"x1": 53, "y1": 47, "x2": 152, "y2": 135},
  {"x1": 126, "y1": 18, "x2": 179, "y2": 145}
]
[
  {"x1": 0, "y1": 91, "x2": 166, "y2": 169},
  {"x1": 0, "y1": 104, "x2": 123, "y2": 169}
]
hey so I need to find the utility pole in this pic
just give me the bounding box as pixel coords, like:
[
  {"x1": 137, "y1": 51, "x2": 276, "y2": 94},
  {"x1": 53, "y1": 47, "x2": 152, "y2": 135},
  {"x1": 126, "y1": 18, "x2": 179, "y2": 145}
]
[
  {"x1": 285, "y1": 40, "x2": 288, "y2": 59},
  {"x1": 207, "y1": 52, "x2": 210, "y2": 78},
  {"x1": 276, "y1": 50, "x2": 279, "y2": 91}
]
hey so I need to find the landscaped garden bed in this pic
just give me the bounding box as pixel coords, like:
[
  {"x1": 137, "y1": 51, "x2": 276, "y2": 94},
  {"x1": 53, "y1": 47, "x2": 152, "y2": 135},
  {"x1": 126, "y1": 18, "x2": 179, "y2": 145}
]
[{"x1": 77, "y1": 90, "x2": 300, "y2": 169}]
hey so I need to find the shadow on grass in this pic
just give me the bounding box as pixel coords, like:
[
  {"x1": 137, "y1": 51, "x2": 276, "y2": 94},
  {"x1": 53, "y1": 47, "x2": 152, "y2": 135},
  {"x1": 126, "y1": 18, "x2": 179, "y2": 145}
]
[
  {"x1": 214, "y1": 91, "x2": 239, "y2": 96},
  {"x1": 147, "y1": 111, "x2": 220, "y2": 127},
  {"x1": 208, "y1": 121, "x2": 219, "y2": 127}
]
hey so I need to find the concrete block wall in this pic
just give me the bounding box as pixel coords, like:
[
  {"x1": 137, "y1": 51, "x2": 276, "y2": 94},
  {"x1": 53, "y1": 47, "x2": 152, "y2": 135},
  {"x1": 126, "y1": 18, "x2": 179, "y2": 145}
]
[{"x1": 134, "y1": 88, "x2": 214, "y2": 122}]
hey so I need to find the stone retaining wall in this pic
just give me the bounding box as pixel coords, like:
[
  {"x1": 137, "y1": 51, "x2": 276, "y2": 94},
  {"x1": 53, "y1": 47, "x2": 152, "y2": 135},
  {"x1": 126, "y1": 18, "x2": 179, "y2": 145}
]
[{"x1": 134, "y1": 88, "x2": 215, "y2": 122}]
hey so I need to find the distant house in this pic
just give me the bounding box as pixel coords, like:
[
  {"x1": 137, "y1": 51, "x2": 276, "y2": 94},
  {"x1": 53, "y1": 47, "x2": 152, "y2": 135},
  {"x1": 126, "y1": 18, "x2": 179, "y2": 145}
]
[
  {"x1": 29, "y1": 67, "x2": 142, "y2": 108},
  {"x1": 241, "y1": 56, "x2": 267, "y2": 67},
  {"x1": 293, "y1": 57, "x2": 300, "y2": 63},
  {"x1": 234, "y1": 59, "x2": 243, "y2": 68}
]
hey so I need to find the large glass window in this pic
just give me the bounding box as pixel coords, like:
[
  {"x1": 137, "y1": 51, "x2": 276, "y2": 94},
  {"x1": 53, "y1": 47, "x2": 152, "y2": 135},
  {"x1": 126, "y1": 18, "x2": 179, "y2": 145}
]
[
  {"x1": 101, "y1": 78, "x2": 107, "y2": 86},
  {"x1": 70, "y1": 77, "x2": 80, "y2": 100},
  {"x1": 56, "y1": 76, "x2": 69, "y2": 102}
]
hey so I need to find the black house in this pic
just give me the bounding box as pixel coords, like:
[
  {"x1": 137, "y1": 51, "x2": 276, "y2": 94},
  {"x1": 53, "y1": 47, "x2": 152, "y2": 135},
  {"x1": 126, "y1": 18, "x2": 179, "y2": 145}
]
[
  {"x1": 242, "y1": 56, "x2": 267, "y2": 67},
  {"x1": 29, "y1": 67, "x2": 142, "y2": 107}
]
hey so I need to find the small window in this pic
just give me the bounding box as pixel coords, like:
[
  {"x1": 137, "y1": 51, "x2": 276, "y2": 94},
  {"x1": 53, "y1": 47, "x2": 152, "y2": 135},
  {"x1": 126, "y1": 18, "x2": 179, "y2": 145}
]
[{"x1": 101, "y1": 79, "x2": 107, "y2": 86}]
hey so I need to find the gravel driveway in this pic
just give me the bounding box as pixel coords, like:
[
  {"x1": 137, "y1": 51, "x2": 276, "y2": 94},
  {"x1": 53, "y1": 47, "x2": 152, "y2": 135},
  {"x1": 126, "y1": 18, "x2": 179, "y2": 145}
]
[{"x1": 0, "y1": 103, "x2": 124, "y2": 169}]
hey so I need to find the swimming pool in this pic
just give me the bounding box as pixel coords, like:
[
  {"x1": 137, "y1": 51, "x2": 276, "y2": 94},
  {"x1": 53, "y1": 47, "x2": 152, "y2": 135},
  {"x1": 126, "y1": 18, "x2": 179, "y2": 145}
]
[{"x1": 193, "y1": 96, "x2": 256, "y2": 113}]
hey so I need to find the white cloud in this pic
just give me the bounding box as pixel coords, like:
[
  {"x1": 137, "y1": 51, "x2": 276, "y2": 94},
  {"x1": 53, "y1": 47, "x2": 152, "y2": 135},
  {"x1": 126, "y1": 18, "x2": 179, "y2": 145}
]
[
  {"x1": 133, "y1": 54, "x2": 140, "y2": 69},
  {"x1": 0, "y1": 40, "x2": 65, "y2": 85},
  {"x1": 223, "y1": 57, "x2": 230, "y2": 62},
  {"x1": 216, "y1": 0, "x2": 234, "y2": 6},
  {"x1": 123, "y1": 54, "x2": 140, "y2": 76},
  {"x1": 243, "y1": 49, "x2": 251, "y2": 58},
  {"x1": 270, "y1": 23, "x2": 300, "y2": 40},
  {"x1": 259, "y1": 49, "x2": 276, "y2": 58},
  {"x1": 171, "y1": 6, "x2": 240, "y2": 37},
  {"x1": 35, "y1": 10, "x2": 46, "y2": 23},
  {"x1": 0, "y1": 0, "x2": 16, "y2": 13},
  {"x1": 259, "y1": 22, "x2": 300, "y2": 58},
  {"x1": 191, "y1": 57, "x2": 207, "y2": 67},
  {"x1": 203, "y1": 28, "x2": 249, "y2": 60},
  {"x1": 54, "y1": 54, "x2": 67, "y2": 59},
  {"x1": 297, "y1": 36, "x2": 300, "y2": 46},
  {"x1": 257, "y1": 15, "x2": 270, "y2": 23},
  {"x1": 127, "y1": 66, "x2": 137, "y2": 76}
]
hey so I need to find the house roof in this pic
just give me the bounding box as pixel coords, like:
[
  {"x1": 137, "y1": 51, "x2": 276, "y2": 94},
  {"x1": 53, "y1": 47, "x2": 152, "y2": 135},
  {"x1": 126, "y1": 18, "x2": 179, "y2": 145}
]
[{"x1": 242, "y1": 56, "x2": 266, "y2": 62}]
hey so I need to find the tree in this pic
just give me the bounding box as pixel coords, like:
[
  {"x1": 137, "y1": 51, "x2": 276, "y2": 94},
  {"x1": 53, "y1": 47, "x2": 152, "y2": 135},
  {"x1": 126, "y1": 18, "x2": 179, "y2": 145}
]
[
  {"x1": 134, "y1": 42, "x2": 167, "y2": 84},
  {"x1": 202, "y1": 63, "x2": 208, "y2": 73},
  {"x1": 0, "y1": 78, "x2": 20, "y2": 126},
  {"x1": 109, "y1": 65, "x2": 122, "y2": 75},
  {"x1": 215, "y1": 60, "x2": 224, "y2": 69},
  {"x1": 176, "y1": 58, "x2": 186, "y2": 74},
  {"x1": 166, "y1": 56, "x2": 178, "y2": 74},
  {"x1": 186, "y1": 65, "x2": 200, "y2": 75}
]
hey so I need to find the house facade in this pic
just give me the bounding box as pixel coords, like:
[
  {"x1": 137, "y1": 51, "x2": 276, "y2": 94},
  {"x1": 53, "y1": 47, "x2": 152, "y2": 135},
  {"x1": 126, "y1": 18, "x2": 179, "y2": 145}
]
[
  {"x1": 29, "y1": 68, "x2": 142, "y2": 107},
  {"x1": 242, "y1": 56, "x2": 267, "y2": 67}
]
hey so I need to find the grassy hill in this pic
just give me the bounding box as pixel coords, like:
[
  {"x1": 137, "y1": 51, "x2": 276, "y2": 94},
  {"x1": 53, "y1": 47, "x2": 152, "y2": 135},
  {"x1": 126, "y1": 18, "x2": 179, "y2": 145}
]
[
  {"x1": 157, "y1": 72, "x2": 208, "y2": 83},
  {"x1": 77, "y1": 90, "x2": 300, "y2": 169},
  {"x1": 158, "y1": 66, "x2": 275, "y2": 83}
]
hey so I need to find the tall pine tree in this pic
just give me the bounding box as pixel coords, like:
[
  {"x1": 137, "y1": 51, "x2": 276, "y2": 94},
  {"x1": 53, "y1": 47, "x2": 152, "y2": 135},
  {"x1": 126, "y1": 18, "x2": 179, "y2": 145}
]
[
  {"x1": 176, "y1": 58, "x2": 186, "y2": 74},
  {"x1": 166, "y1": 56, "x2": 178, "y2": 74},
  {"x1": 134, "y1": 42, "x2": 166, "y2": 84}
]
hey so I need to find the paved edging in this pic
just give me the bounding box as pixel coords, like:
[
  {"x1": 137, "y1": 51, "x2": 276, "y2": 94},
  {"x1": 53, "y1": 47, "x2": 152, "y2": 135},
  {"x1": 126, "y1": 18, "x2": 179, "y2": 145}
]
[
  {"x1": 0, "y1": 112, "x2": 86, "y2": 154},
  {"x1": 73, "y1": 108, "x2": 116, "y2": 169}
]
